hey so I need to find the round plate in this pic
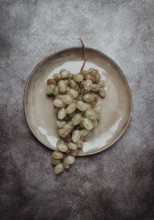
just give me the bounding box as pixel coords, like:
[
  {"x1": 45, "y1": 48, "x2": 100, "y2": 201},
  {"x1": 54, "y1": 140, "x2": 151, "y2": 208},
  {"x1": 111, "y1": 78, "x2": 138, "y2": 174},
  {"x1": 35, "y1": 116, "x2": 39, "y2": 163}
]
[{"x1": 24, "y1": 47, "x2": 132, "y2": 156}]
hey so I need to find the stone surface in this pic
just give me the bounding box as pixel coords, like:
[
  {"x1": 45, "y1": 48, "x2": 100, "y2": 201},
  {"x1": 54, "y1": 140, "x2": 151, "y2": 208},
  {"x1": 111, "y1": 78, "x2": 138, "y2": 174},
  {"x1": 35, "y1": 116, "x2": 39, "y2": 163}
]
[{"x1": 0, "y1": 0, "x2": 154, "y2": 220}]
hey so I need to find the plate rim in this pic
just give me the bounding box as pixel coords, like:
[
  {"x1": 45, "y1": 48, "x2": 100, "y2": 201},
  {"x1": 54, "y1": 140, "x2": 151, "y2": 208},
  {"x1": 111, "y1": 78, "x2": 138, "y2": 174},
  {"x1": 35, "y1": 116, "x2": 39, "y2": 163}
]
[{"x1": 24, "y1": 47, "x2": 133, "y2": 156}]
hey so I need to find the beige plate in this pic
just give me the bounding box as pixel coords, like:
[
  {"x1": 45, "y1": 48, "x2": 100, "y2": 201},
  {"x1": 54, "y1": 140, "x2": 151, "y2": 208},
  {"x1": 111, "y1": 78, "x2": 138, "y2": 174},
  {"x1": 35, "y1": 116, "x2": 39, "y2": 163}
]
[{"x1": 24, "y1": 47, "x2": 132, "y2": 156}]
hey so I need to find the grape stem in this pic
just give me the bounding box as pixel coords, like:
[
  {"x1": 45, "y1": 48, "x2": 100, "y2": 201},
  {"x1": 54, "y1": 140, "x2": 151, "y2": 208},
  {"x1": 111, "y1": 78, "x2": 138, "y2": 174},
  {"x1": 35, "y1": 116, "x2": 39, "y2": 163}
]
[{"x1": 79, "y1": 37, "x2": 87, "y2": 72}]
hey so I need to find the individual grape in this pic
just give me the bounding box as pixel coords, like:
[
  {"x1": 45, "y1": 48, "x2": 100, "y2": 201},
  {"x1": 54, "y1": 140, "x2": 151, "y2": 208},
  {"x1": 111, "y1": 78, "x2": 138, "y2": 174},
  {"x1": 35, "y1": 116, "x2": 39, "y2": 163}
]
[
  {"x1": 63, "y1": 123, "x2": 73, "y2": 135},
  {"x1": 53, "y1": 99, "x2": 65, "y2": 108},
  {"x1": 52, "y1": 151, "x2": 63, "y2": 159},
  {"x1": 77, "y1": 139, "x2": 84, "y2": 148},
  {"x1": 88, "y1": 68, "x2": 95, "y2": 72},
  {"x1": 80, "y1": 70, "x2": 88, "y2": 79},
  {"x1": 68, "y1": 142, "x2": 78, "y2": 150},
  {"x1": 47, "y1": 79, "x2": 56, "y2": 85},
  {"x1": 58, "y1": 129, "x2": 67, "y2": 138},
  {"x1": 77, "y1": 100, "x2": 88, "y2": 111},
  {"x1": 58, "y1": 80, "x2": 67, "y2": 93},
  {"x1": 71, "y1": 148, "x2": 80, "y2": 157},
  {"x1": 94, "y1": 105, "x2": 102, "y2": 113},
  {"x1": 95, "y1": 73, "x2": 101, "y2": 83},
  {"x1": 99, "y1": 88, "x2": 106, "y2": 98},
  {"x1": 72, "y1": 114, "x2": 82, "y2": 125},
  {"x1": 91, "y1": 69, "x2": 101, "y2": 83},
  {"x1": 69, "y1": 79, "x2": 79, "y2": 90},
  {"x1": 82, "y1": 118, "x2": 93, "y2": 130},
  {"x1": 53, "y1": 86, "x2": 60, "y2": 96},
  {"x1": 63, "y1": 163, "x2": 70, "y2": 169},
  {"x1": 80, "y1": 129, "x2": 89, "y2": 137},
  {"x1": 85, "y1": 109, "x2": 98, "y2": 120},
  {"x1": 67, "y1": 89, "x2": 79, "y2": 99},
  {"x1": 56, "y1": 120, "x2": 66, "y2": 128},
  {"x1": 91, "y1": 119, "x2": 98, "y2": 128},
  {"x1": 72, "y1": 130, "x2": 81, "y2": 143},
  {"x1": 53, "y1": 73, "x2": 61, "y2": 82},
  {"x1": 57, "y1": 140, "x2": 68, "y2": 152},
  {"x1": 54, "y1": 163, "x2": 64, "y2": 174},
  {"x1": 91, "y1": 84, "x2": 100, "y2": 92},
  {"x1": 58, "y1": 108, "x2": 67, "y2": 120},
  {"x1": 85, "y1": 103, "x2": 92, "y2": 110},
  {"x1": 51, "y1": 158, "x2": 61, "y2": 165},
  {"x1": 83, "y1": 94, "x2": 95, "y2": 102},
  {"x1": 64, "y1": 79, "x2": 69, "y2": 86},
  {"x1": 91, "y1": 69, "x2": 99, "y2": 77},
  {"x1": 64, "y1": 156, "x2": 75, "y2": 165},
  {"x1": 73, "y1": 73, "x2": 84, "y2": 82},
  {"x1": 66, "y1": 103, "x2": 76, "y2": 114},
  {"x1": 84, "y1": 79, "x2": 92, "y2": 91},
  {"x1": 98, "y1": 80, "x2": 105, "y2": 88},
  {"x1": 60, "y1": 69, "x2": 70, "y2": 79},
  {"x1": 61, "y1": 95, "x2": 73, "y2": 105},
  {"x1": 46, "y1": 84, "x2": 55, "y2": 95},
  {"x1": 85, "y1": 74, "x2": 96, "y2": 82}
]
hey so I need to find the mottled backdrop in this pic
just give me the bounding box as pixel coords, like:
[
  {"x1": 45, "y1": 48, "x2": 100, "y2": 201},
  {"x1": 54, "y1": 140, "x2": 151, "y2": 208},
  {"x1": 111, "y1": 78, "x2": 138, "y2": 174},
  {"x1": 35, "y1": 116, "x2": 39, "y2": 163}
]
[{"x1": 0, "y1": 0, "x2": 154, "y2": 220}]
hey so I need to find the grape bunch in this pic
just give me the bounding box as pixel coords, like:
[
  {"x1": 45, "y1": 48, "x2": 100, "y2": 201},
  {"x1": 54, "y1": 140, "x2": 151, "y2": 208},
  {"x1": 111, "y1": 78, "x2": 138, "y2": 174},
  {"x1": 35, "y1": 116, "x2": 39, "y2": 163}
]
[{"x1": 46, "y1": 68, "x2": 106, "y2": 174}]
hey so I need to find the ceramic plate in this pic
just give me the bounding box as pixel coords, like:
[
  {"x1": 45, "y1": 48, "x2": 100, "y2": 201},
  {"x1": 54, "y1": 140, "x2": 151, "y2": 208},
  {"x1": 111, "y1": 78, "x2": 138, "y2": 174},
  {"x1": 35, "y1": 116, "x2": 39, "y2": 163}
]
[{"x1": 24, "y1": 47, "x2": 132, "y2": 156}]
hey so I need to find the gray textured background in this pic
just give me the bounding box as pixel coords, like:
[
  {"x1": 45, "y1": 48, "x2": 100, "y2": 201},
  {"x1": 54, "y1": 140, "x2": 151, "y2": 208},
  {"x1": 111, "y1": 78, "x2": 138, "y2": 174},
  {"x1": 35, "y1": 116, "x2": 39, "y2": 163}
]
[{"x1": 0, "y1": 0, "x2": 154, "y2": 220}]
